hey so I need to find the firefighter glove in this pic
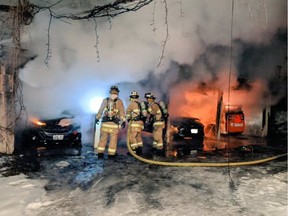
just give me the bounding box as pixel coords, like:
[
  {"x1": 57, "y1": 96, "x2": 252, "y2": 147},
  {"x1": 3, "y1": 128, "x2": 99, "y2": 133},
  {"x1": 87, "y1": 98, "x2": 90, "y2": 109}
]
[{"x1": 95, "y1": 118, "x2": 100, "y2": 124}]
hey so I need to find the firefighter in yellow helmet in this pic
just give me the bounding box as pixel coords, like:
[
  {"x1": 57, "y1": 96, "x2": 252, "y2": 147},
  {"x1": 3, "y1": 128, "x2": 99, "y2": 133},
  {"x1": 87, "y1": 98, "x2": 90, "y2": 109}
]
[
  {"x1": 126, "y1": 91, "x2": 146, "y2": 155},
  {"x1": 144, "y1": 92, "x2": 165, "y2": 151},
  {"x1": 95, "y1": 85, "x2": 126, "y2": 158}
]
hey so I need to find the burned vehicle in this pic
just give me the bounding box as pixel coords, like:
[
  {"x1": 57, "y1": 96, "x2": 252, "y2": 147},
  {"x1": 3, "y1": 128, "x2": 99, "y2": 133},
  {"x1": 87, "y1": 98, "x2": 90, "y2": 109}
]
[
  {"x1": 22, "y1": 116, "x2": 82, "y2": 155},
  {"x1": 168, "y1": 117, "x2": 205, "y2": 156}
]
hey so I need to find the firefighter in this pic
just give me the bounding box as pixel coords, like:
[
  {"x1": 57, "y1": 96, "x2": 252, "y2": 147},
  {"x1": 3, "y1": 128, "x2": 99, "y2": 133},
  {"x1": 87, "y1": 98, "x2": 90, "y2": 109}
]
[
  {"x1": 95, "y1": 85, "x2": 126, "y2": 158},
  {"x1": 126, "y1": 91, "x2": 145, "y2": 155},
  {"x1": 144, "y1": 92, "x2": 165, "y2": 151}
]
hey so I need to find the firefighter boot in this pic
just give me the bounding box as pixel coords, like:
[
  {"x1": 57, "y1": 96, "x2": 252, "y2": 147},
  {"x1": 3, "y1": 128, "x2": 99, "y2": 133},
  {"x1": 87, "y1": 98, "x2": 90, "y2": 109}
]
[
  {"x1": 155, "y1": 149, "x2": 165, "y2": 157},
  {"x1": 108, "y1": 153, "x2": 117, "y2": 159},
  {"x1": 136, "y1": 147, "x2": 143, "y2": 155},
  {"x1": 127, "y1": 149, "x2": 136, "y2": 156},
  {"x1": 97, "y1": 153, "x2": 104, "y2": 159}
]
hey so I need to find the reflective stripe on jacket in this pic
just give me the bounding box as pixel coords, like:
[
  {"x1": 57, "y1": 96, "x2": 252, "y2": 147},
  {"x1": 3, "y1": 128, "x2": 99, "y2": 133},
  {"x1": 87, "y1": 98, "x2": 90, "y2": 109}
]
[{"x1": 96, "y1": 97, "x2": 126, "y2": 122}]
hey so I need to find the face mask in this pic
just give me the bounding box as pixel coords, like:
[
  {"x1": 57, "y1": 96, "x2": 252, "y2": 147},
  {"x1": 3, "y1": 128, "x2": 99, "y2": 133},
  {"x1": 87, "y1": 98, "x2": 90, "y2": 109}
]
[{"x1": 110, "y1": 94, "x2": 118, "y2": 100}]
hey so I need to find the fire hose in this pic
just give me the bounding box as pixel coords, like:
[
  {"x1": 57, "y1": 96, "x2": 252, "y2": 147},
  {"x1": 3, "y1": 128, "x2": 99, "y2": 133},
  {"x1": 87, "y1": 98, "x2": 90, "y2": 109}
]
[{"x1": 126, "y1": 121, "x2": 287, "y2": 167}]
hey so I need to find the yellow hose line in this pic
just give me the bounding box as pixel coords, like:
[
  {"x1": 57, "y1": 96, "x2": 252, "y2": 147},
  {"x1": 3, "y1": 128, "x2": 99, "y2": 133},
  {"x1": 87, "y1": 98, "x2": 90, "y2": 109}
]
[{"x1": 126, "y1": 121, "x2": 287, "y2": 167}]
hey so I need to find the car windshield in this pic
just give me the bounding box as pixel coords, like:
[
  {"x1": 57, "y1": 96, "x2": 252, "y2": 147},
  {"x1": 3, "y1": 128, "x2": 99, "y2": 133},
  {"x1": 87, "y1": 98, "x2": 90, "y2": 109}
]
[{"x1": 171, "y1": 117, "x2": 200, "y2": 125}]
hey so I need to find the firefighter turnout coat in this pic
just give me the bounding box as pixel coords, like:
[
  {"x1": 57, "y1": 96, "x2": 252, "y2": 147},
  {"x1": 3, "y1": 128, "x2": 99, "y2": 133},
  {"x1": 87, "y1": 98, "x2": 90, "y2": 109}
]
[
  {"x1": 96, "y1": 97, "x2": 125, "y2": 156},
  {"x1": 126, "y1": 100, "x2": 144, "y2": 150},
  {"x1": 147, "y1": 101, "x2": 165, "y2": 150}
]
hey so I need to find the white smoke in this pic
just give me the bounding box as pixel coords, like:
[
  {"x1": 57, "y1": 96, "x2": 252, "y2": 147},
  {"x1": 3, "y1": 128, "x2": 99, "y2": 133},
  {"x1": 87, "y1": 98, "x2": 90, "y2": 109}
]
[{"x1": 17, "y1": 0, "x2": 286, "y2": 131}]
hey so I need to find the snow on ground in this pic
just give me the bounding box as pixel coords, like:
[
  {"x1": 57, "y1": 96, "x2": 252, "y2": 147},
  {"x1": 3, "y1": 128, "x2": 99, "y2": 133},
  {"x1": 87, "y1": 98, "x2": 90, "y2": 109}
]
[
  {"x1": 0, "y1": 152, "x2": 287, "y2": 216},
  {"x1": 0, "y1": 174, "x2": 46, "y2": 216}
]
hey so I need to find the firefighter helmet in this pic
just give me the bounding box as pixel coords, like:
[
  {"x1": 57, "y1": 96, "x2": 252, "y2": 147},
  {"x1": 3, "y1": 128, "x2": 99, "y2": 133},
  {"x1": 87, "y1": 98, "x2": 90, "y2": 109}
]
[
  {"x1": 130, "y1": 91, "x2": 139, "y2": 99},
  {"x1": 144, "y1": 92, "x2": 156, "y2": 99},
  {"x1": 109, "y1": 85, "x2": 120, "y2": 94}
]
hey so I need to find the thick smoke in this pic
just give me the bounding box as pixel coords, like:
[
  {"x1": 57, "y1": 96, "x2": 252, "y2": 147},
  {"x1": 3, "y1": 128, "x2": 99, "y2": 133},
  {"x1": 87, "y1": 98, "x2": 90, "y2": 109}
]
[{"x1": 17, "y1": 0, "x2": 287, "y2": 136}]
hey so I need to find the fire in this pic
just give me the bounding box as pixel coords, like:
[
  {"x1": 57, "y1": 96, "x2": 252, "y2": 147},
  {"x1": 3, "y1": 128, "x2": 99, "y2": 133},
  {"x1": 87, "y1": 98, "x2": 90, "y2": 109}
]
[
  {"x1": 169, "y1": 86, "x2": 219, "y2": 127},
  {"x1": 168, "y1": 74, "x2": 269, "y2": 136},
  {"x1": 32, "y1": 120, "x2": 46, "y2": 126}
]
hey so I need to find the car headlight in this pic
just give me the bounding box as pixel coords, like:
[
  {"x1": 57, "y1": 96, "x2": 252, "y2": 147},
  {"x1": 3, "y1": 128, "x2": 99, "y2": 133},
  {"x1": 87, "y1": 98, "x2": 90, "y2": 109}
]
[
  {"x1": 190, "y1": 128, "x2": 198, "y2": 134},
  {"x1": 58, "y1": 118, "x2": 72, "y2": 127},
  {"x1": 32, "y1": 120, "x2": 46, "y2": 126}
]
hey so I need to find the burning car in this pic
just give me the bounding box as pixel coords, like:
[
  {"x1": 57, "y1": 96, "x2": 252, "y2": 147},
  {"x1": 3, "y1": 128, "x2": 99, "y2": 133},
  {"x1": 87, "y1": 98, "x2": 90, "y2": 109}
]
[
  {"x1": 168, "y1": 117, "x2": 205, "y2": 156},
  {"x1": 22, "y1": 116, "x2": 82, "y2": 155}
]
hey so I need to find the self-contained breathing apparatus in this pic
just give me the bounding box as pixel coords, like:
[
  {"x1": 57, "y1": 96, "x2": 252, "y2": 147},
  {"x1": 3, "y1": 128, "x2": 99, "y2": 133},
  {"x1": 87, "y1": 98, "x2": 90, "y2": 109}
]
[
  {"x1": 144, "y1": 101, "x2": 169, "y2": 131},
  {"x1": 144, "y1": 92, "x2": 169, "y2": 120},
  {"x1": 143, "y1": 92, "x2": 169, "y2": 132},
  {"x1": 131, "y1": 101, "x2": 148, "y2": 122},
  {"x1": 128, "y1": 91, "x2": 147, "y2": 122},
  {"x1": 157, "y1": 101, "x2": 169, "y2": 119},
  {"x1": 102, "y1": 97, "x2": 122, "y2": 125}
]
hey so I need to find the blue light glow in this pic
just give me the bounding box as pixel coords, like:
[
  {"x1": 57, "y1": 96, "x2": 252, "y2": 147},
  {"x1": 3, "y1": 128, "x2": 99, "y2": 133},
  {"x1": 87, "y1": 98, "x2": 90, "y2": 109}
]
[{"x1": 88, "y1": 97, "x2": 103, "y2": 113}]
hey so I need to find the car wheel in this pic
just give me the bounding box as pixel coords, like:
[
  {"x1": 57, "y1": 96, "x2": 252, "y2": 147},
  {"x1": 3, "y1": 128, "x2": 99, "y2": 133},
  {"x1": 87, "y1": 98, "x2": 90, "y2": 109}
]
[
  {"x1": 192, "y1": 138, "x2": 204, "y2": 151},
  {"x1": 72, "y1": 140, "x2": 82, "y2": 147},
  {"x1": 182, "y1": 147, "x2": 191, "y2": 155},
  {"x1": 71, "y1": 145, "x2": 82, "y2": 156},
  {"x1": 23, "y1": 145, "x2": 39, "y2": 157},
  {"x1": 21, "y1": 134, "x2": 38, "y2": 157}
]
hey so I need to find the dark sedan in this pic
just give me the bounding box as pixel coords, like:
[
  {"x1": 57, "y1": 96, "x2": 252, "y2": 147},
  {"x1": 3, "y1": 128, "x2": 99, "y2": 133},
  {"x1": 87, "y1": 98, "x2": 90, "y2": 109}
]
[
  {"x1": 168, "y1": 117, "x2": 205, "y2": 156},
  {"x1": 22, "y1": 116, "x2": 82, "y2": 155}
]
